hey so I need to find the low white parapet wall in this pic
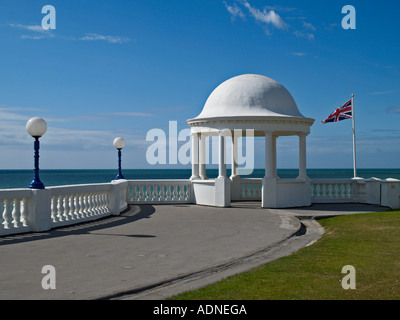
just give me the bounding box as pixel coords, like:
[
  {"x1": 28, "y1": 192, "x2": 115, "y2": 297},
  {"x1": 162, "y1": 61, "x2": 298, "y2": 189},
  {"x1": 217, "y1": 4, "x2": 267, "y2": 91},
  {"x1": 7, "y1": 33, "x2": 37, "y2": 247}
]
[
  {"x1": 311, "y1": 179, "x2": 359, "y2": 203},
  {"x1": 1, "y1": 177, "x2": 399, "y2": 237},
  {"x1": 191, "y1": 180, "x2": 216, "y2": 206},
  {"x1": 0, "y1": 180, "x2": 128, "y2": 237},
  {"x1": 127, "y1": 180, "x2": 191, "y2": 204},
  {"x1": 276, "y1": 179, "x2": 311, "y2": 208},
  {"x1": 381, "y1": 178, "x2": 400, "y2": 209},
  {"x1": 234, "y1": 176, "x2": 399, "y2": 209},
  {"x1": 311, "y1": 177, "x2": 400, "y2": 209}
]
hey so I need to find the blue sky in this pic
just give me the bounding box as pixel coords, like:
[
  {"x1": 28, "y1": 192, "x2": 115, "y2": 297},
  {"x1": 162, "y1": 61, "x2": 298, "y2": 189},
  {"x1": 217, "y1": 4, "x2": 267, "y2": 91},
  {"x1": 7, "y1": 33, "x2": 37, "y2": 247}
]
[{"x1": 0, "y1": 0, "x2": 399, "y2": 170}]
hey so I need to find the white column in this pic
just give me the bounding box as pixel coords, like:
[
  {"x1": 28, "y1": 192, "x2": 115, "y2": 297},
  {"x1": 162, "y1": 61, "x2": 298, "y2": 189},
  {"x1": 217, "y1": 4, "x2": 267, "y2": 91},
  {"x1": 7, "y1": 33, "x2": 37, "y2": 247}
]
[
  {"x1": 230, "y1": 133, "x2": 238, "y2": 178},
  {"x1": 199, "y1": 132, "x2": 208, "y2": 180},
  {"x1": 218, "y1": 133, "x2": 227, "y2": 178},
  {"x1": 190, "y1": 132, "x2": 199, "y2": 180},
  {"x1": 272, "y1": 135, "x2": 277, "y2": 178},
  {"x1": 265, "y1": 132, "x2": 274, "y2": 178},
  {"x1": 298, "y1": 133, "x2": 307, "y2": 179}
]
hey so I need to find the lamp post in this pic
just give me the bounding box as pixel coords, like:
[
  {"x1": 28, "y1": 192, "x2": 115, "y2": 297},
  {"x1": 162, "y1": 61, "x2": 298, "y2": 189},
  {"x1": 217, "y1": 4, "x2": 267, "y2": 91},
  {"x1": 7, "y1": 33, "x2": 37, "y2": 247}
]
[
  {"x1": 26, "y1": 117, "x2": 47, "y2": 189},
  {"x1": 113, "y1": 137, "x2": 125, "y2": 180}
]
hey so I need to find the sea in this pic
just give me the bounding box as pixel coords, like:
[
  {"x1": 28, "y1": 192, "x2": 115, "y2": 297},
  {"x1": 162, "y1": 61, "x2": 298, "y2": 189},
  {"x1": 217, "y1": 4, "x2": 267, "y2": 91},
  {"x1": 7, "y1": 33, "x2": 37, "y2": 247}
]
[{"x1": 0, "y1": 169, "x2": 400, "y2": 189}]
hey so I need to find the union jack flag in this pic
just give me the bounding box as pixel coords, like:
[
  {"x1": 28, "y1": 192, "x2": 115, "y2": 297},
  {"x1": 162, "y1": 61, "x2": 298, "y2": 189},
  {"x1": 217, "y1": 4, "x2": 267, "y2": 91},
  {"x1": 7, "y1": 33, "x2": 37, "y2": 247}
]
[{"x1": 321, "y1": 98, "x2": 352, "y2": 123}]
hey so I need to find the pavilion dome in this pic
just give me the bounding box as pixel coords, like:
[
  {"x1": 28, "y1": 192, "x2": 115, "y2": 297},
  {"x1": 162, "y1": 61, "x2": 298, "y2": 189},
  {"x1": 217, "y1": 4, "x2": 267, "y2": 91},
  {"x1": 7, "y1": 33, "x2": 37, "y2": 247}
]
[{"x1": 194, "y1": 74, "x2": 304, "y2": 119}]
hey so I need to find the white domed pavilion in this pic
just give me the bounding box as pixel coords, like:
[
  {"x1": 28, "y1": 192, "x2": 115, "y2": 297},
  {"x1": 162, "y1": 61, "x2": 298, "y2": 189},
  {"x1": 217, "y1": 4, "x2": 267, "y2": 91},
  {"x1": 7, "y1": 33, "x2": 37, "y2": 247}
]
[
  {"x1": 187, "y1": 74, "x2": 315, "y2": 208},
  {"x1": 196, "y1": 74, "x2": 304, "y2": 119}
]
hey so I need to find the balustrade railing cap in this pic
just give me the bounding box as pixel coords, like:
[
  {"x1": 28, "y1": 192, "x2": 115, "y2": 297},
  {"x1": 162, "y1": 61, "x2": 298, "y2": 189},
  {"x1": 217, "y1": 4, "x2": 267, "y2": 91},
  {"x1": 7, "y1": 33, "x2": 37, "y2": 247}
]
[
  {"x1": 384, "y1": 178, "x2": 400, "y2": 182},
  {"x1": 365, "y1": 177, "x2": 381, "y2": 181},
  {"x1": 351, "y1": 177, "x2": 365, "y2": 181}
]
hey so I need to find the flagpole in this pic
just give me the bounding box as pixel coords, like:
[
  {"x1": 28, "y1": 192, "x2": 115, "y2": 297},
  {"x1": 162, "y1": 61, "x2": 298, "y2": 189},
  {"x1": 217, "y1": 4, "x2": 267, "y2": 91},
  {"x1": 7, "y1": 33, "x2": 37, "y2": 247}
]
[{"x1": 351, "y1": 94, "x2": 357, "y2": 178}]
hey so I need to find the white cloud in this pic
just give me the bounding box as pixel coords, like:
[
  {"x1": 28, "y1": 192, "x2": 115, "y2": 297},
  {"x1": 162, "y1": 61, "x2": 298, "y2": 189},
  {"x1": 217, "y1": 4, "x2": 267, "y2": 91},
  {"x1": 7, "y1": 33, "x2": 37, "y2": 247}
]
[
  {"x1": 386, "y1": 107, "x2": 400, "y2": 114},
  {"x1": 302, "y1": 21, "x2": 316, "y2": 32},
  {"x1": 105, "y1": 112, "x2": 156, "y2": 117},
  {"x1": 224, "y1": 1, "x2": 317, "y2": 39},
  {"x1": 9, "y1": 23, "x2": 55, "y2": 39},
  {"x1": 80, "y1": 33, "x2": 131, "y2": 44},
  {"x1": 19, "y1": 34, "x2": 47, "y2": 40},
  {"x1": 263, "y1": 5, "x2": 297, "y2": 13},
  {"x1": 293, "y1": 30, "x2": 315, "y2": 40},
  {"x1": 8, "y1": 24, "x2": 130, "y2": 44},
  {"x1": 0, "y1": 107, "x2": 150, "y2": 152},
  {"x1": 292, "y1": 52, "x2": 307, "y2": 57},
  {"x1": 223, "y1": 1, "x2": 246, "y2": 20},
  {"x1": 9, "y1": 23, "x2": 48, "y2": 33},
  {"x1": 240, "y1": 0, "x2": 288, "y2": 30}
]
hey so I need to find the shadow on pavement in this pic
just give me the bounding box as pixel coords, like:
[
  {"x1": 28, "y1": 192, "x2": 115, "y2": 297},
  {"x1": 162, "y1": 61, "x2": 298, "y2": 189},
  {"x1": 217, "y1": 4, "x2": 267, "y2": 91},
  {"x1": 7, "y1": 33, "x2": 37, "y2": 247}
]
[{"x1": 0, "y1": 205, "x2": 156, "y2": 246}]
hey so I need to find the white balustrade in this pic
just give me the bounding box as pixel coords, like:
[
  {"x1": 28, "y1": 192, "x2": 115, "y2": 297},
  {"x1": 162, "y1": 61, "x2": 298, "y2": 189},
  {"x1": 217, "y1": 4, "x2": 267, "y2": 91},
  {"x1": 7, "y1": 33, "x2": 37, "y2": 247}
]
[
  {"x1": 48, "y1": 184, "x2": 112, "y2": 227},
  {"x1": 0, "y1": 189, "x2": 32, "y2": 236},
  {"x1": 311, "y1": 179, "x2": 353, "y2": 202},
  {"x1": 0, "y1": 180, "x2": 128, "y2": 236},
  {"x1": 240, "y1": 179, "x2": 262, "y2": 200},
  {"x1": 128, "y1": 180, "x2": 191, "y2": 204},
  {"x1": 1, "y1": 176, "x2": 399, "y2": 238}
]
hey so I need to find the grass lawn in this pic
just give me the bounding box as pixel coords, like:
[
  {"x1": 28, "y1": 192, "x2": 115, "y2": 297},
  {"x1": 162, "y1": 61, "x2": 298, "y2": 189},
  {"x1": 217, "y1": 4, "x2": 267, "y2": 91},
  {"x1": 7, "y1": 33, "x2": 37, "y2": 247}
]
[{"x1": 170, "y1": 210, "x2": 400, "y2": 300}]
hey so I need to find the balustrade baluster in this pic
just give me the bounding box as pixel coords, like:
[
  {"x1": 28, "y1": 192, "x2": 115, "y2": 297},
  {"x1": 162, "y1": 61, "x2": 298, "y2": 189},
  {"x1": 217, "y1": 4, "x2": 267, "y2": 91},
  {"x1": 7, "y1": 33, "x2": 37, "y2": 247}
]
[
  {"x1": 105, "y1": 191, "x2": 111, "y2": 213},
  {"x1": 152, "y1": 185, "x2": 158, "y2": 201},
  {"x1": 57, "y1": 195, "x2": 65, "y2": 221},
  {"x1": 89, "y1": 193, "x2": 96, "y2": 216},
  {"x1": 159, "y1": 185, "x2": 165, "y2": 201},
  {"x1": 51, "y1": 197, "x2": 58, "y2": 222},
  {"x1": 137, "y1": 185, "x2": 143, "y2": 201},
  {"x1": 91, "y1": 193, "x2": 96, "y2": 215},
  {"x1": 98, "y1": 192, "x2": 105, "y2": 214},
  {"x1": 81, "y1": 194, "x2": 86, "y2": 217},
  {"x1": 100, "y1": 192, "x2": 107, "y2": 214},
  {"x1": 90, "y1": 193, "x2": 96, "y2": 215},
  {"x1": 2, "y1": 199, "x2": 12, "y2": 229},
  {"x1": 95, "y1": 193, "x2": 100, "y2": 214},
  {"x1": 71, "y1": 195, "x2": 77, "y2": 219},
  {"x1": 326, "y1": 184, "x2": 332, "y2": 198},
  {"x1": 79, "y1": 194, "x2": 85, "y2": 218},
  {"x1": 21, "y1": 198, "x2": 29, "y2": 227},
  {"x1": 166, "y1": 185, "x2": 172, "y2": 201},
  {"x1": 316, "y1": 184, "x2": 321, "y2": 198},
  {"x1": 321, "y1": 184, "x2": 326, "y2": 198},
  {"x1": 99, "y1": 192, "x2": 105, "y2": 213},
  {"x1": 332, "y1": 184, "x2": 337, "y2": 198},
  {"x1": 62, "y1": 196, "x2": 69, "y2": 220},
  {"x1": 172, "y1": 185, "x2": 178, "y2": 201},
  {"x1": 179, "y1": 185, "x2": 185, "y2": 201},
  {"x1": 64, "y1": 195, "x2": 71, "y2": 220},
  {"x1": 98, "y1": 192, "x2": 104, "y2": 214},
  {"x1": 11, "y1": 199, "x2": 21, "y2": 228},
  {"x1": 96, "y1": 192, "x2": 102, "y2": 214},
  {"x1": 131, "y1": 185, "x2": 137, "y2": 201},
  {"x1": 75, "y1": 194, "x2": 82, "y2": 219},
  {"x1": 145, "y1": 186, "x2": 151, "y2": 201}
]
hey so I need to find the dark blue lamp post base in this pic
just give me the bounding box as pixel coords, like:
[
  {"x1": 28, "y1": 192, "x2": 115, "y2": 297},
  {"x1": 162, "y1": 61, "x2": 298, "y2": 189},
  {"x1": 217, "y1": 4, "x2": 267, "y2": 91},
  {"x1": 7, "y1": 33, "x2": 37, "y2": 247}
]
[
  {"x1": 115, "y1": 149, "x2": 125, "y2": 180},
  {"x1": 29, "y1": 137, "x2": 45, "y2": 189}
]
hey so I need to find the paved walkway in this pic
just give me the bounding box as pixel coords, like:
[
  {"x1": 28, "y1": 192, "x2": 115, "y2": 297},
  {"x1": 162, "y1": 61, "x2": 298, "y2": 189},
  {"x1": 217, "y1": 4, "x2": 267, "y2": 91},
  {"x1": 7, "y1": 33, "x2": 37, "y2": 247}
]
[{"x1": 0, "y1": 202, "x2": 386, "y2": 300}]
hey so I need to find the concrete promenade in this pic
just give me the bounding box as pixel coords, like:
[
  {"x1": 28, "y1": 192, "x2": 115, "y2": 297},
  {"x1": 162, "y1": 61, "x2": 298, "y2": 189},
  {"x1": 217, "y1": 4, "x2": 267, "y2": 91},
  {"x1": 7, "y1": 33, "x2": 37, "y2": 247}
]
[{"x1": 0, "y1": 202, "x2": 386, "y2": 300}]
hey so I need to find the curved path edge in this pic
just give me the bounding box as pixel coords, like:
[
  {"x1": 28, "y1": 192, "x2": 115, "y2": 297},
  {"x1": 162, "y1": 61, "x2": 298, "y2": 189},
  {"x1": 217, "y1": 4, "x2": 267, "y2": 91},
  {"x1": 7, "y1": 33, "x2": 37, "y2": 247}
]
[{"x1": 99, "y1": 217, "x2": 325, "y2": 300}]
